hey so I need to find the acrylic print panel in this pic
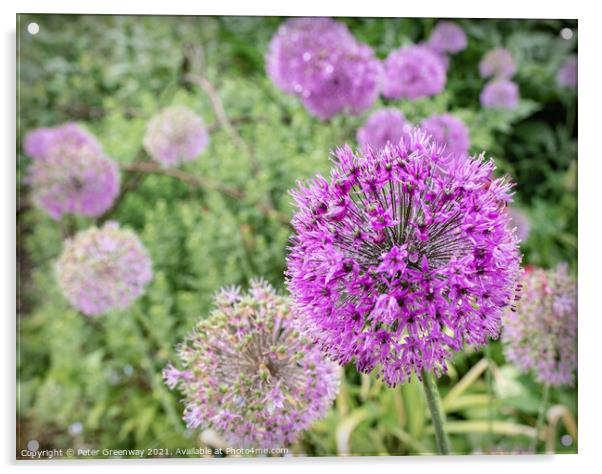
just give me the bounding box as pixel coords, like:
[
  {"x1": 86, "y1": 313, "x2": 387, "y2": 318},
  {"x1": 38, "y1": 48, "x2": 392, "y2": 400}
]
[{"x1": 16, "y1": 14, "x2": 577, "y2": 459}]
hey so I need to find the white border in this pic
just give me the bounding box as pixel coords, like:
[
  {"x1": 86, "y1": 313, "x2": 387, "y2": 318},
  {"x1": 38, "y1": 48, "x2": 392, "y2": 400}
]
[{"x1": 3, "y1": 1, "x2": 599, "y2": 473}]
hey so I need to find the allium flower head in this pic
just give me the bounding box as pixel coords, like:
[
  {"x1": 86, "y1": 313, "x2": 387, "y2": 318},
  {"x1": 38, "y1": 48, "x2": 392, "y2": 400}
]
[
  {"x1": 56, "y1": 222, "x2": 153, "y2": 316},
  {"x1": 23, "y1": 123, "x2": 102, "y2": 160},
  {"x1": 502, "y1": 265, "x2": 577, "y2": 386},
  {"x1": 479, "y1": 48, "x2": 516, "y2": 79},
  {"x1": 557, "y1": 55, "x2": 577, "y2": 89},
  {"x1": 383, "y1": 45, "x2": 447, "y2": 100},
  {"x1": 143, "y1": 106, "x2": 209, "y2": 167},
  {"x1": 420, "y1": 113, "x2": 470, "y2": 157},
  {"x1": 164, "y1": 280, "x2": 340, "y2": 448},
  {"x1": 266, "y1": 18, "x2": 382, "y2": 120},
  {"x1": 480, "y1": 80, "x2": 519, "y2": 109},
  {"x1": 287, "y1": 131, "x2": 521, "y2": 387},
  {"x1": 25, "y1": 130, "x2": 120, "y2": 220},
  {"x1": 356, "y1": 108, "x2": 413, "y2": 151},
  {"x1": 427, "y1": 21, "x2": 467, "y2": 54},
  {"x1": 507, "y1": 207, "x2": 531, "y2": 243}
]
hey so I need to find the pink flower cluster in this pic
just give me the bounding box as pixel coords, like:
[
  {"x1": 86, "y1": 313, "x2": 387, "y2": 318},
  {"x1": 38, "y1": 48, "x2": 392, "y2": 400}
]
[
  {"x1": 420, "y1": 113, "x2": 470, "y2": 157},
  {"x1": 356, "y1": 108, "x2": 412, "y2": 151},
  {"x1": 479, "y1": 48, "x2": 520, "y2": 109}
]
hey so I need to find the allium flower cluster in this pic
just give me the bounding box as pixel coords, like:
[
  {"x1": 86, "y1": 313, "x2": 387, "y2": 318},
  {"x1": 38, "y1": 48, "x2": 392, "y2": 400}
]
[
  {"x1": 420, "y1": 113, "x2": 470, "y2": 157},
  {"x1": 287, "y1": 131, "x2": 521, "y2": 387},
  {"x1": 507, "y1": 207, "x2": 531, "y2": 243},
  {"x1": 557, "y1": 56, "x2": 577, "y2": 89},
  {"x1": 266, "y1": 18, "x2": 382, "y2": 120},
  {"x1": 383, "y1": 45, "x2": 447, "y2": 100},
  {"x1": 23, "y1": 123, "x2": 102, "y2": 161},
  {"x1": 164, "y1": 280, "x2": 340, "y2": 449},
  {"x1": 480, "y1": 80, "x2": 519, "y2": 109},
  {"x1": 502, "y1": 265, "x2": 577, "y2": 386},
  {"x1": 143, "y1": 106, "x2": 209, "y2": 167},
  {"x1": 56, "y1": 222, "x2": 153, "y2": 316},
  {"x1": 24, "y1": 126, "x2": 120, "y2": 220},
  {"x1": 479, "y1": 48, "x2": 516, "y2": 79},
  {"x1": 356, "y1": 108, "x2": 412, "y2": 151},
  {"x1": 426, "y1": 21, "x2": 467, "y2": 55}
]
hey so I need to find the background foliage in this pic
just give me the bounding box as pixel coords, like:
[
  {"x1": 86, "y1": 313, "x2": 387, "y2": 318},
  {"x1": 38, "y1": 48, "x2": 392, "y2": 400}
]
[{"x1": 17, "y1": 15, "x2": 577, "y2": 457}]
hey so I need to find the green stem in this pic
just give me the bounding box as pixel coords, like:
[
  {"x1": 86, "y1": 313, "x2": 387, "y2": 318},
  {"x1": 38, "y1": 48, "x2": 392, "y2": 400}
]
[
  {"x1": 421, "y1": 369, "x2": 451, "y2": 455},
  {"x1": 530, "y1": 383, "x2": 550, "y2": 453},
  {"x1": 485, "y1": 346, "x2": 494, "y2": 450}
]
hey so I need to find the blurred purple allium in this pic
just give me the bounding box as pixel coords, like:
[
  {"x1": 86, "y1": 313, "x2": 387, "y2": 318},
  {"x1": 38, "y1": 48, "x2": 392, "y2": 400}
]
[
  {"x1": 557, "y1": 56, "x2": 577, "y2": 89},
  {"x1": 23, "y1": 123, "x2": 102, "y2": 161},
  {"x1": 287, "y1": 131, "x2": 521, "y2": 387},
  {"x1": 25, "y1": 128, "x2": 120, "y2": 220},
  {"x1": 164, "y1": 280, "x2": 340, "y2": 448},
  {"x1": 420, "y1": 113, "x2": 470, "y2": 157},
  {"x1": 507, "y1": 207, "x2": 531, "y2": 243},
  {"x1": 427, "y1": 21, "x2": 467, "y2": 54},
  {"x1": 479, "y1": 48, "x2": 516, "y2": 79},
  {"x1": 502, "y1": 265, "x2": 577, "y2": 386},
  {"x1": 383, "y1": 45, "x2": 447, "y2": 100},
  {"x1": 480, "y1": 80, "x2": 520, "y2": 109},
  {"x1": 56, "y1": 222, "x2": 153, "y2": 316},
  {"x1": 266, "y1": 18, "x2": 382, "y2": 120},
  {"x1": 143, "y1": 106, "x2": 209, "y2": 167},
  {"x1": 356, "y1": 108, "x2": 413, "y2": 151}
]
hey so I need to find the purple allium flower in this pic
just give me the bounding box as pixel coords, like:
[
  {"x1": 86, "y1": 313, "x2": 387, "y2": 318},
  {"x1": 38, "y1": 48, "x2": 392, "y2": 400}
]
[
  {"x1": 266, "y1": 18, "x2": 382, "y2": 120},
  {"x1": 480, "y1": 80, "x2": 520, "y2": 109},
  {"x1": 502, "y1": 265, "x2": 577, "y2": 386},
  {"x1": 56, "y1": 222, "x2": 153, "y2": 316},
  {"x1": 143, "y1": 106, "x2": 209, "y2": 167},
  {"x1": 557, "y1": 55, "x2": 577, "y2": 89},
  {"x1": 356, "y1": 108, "x2": 413, "y2": 151},
  {"x1": 427, "y1": 21, "x2": 467, "y2": 54},
  {"x1": 164, "y1": 280, "x2": 340, "y2": 449},
  {"x1": 507, "y1": 207, "x2": 531, "y2": 243},
  {"x1": 25, "y1": 132, "x2": 120, "y2": 220},
  {"x1": 382, "y1": 45, "x2": 447, "y2": 100},
  {"x1": 287, "y1": 131, "x2": 521, "y2": 387},
  {"x1": 479, "y1": 48, "x2": 516, "y2": 79},
  {"x1": 23, "y1": 123, "x2": 102, "y2": 161},
  {"x1": 420, "y1": 113, "x2": 470, "y2": 157}
]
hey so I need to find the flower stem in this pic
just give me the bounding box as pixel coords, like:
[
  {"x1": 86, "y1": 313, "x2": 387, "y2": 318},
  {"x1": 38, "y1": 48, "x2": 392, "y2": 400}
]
[
  {"x1": 530, "y1": 383, "x2": 550, "y2": 453},
  {"x1": 421, "y1": 369, "x2": 451, "y2": 454}
]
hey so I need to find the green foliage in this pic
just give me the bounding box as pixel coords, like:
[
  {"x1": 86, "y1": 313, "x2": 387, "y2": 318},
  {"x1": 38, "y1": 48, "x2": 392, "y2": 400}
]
[{"x1": 17, "y1": 15, "x2": 577, "y2": 457}]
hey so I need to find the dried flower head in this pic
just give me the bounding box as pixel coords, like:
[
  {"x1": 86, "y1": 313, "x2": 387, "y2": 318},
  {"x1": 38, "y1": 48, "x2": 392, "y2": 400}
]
[
  {"x1": 502, "y1": 265, "x2": 577, "y2": 386},
  {"x1": 383, "y1": 45, "x2": 447, "y2": 100},
  {"x1": 557, "y1": 56, "x2": 577, "y2": 89},
  {"x1": 356, "y1": 108, "x2": 413, "y2": 151},
  {"x1": 143, "y1": 106, "x2": 209, "y2": 167},
  {"x1": 266, "y1": 18, "x2": 382, "y2": 120},
  {"x1": 420, "y1": 113, "x2": 470, "y2": 157},
  {"x1": 56, "y1": 222, "x2": 153, "y2": 316},
  {"x1": 164, "y1": 280, "x2": 340, "y2": 449},
  {"x1": 480, "y1": 80, "x2": 520, "y2": 109},
  {"x1": 287, "y1": 131, "x2": 521, "y2": 387},
  {"x1": 479, "y1": 48, "x2": 516, "y2": 79},
  {"x1": 23, "y1": 123, "x2": 102, "y2": 161},
  {"x1": 427, "y1": 21, "x2": 467, "y2": 54},
  {"x1": 25, "y1": 127, "x2": 120, "y2": 220}
]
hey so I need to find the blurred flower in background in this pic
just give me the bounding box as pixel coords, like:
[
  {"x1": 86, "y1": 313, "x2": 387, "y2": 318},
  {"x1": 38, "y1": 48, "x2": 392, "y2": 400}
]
[
  {"x1": 502, "y1": 264, "x2": 577, "y2": 386},
  {"x1": 420, "y1": 113, "x2": 470, "y2": 157},
  {"x1": 163, "y1": 280, "x2": 340, "y2": 449},
  {"x1": 426, "y1": 21, "x2": 467, "y2": 55},
  {"x1": 479, "y1": 47, "x2": 516, "y2": 79},
  {"x1": 56, "y1": 222, "x2": 153, "y2": 316},
  {"x1": 507, "y1": 207, "x2": 531, "y2": 243},
  {"x1": 382, "y1": 45, "x2": 447, "y2": 100},
  {"x1": 480, "y1": 79, "x2": 520, "y2": 109},
  {"x1": 287, "y1": 131, "x2": 521, "y2": 387},
  {"x1": 557, "y1": 55, "x2": 578, "y2": 89},
  {"x1": 266, "y1": 17, "x2": 382, "y2": 120},
  {"x1": 143, "y1": 106, "x2": 209, "y2": 167},
  {"x1": 24, "y1": 125, "x2": 120, "y2": 219},
  {"x1": 356, "y1": 108, "x2": 412, "y2": 150}
]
